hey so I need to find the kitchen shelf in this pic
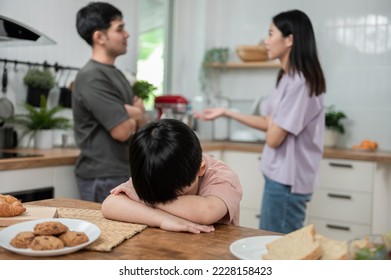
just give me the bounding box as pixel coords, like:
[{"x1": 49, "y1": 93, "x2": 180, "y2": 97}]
[{"x1": 208, "y1": 60, "x2": 280, "y2": 69}]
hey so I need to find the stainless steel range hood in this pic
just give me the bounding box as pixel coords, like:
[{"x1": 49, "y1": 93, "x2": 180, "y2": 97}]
[{"x1": 0, "y1": 15, "x2": 56, "y2": 46}]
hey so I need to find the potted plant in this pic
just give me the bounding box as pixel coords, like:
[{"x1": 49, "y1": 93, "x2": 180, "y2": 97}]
[
  {"x1": 132, "y1": 80, "x2": 157, "y2": 102},
  {"x1": 324, "y1": 105, "x2": 347, "y2": 147},
  {"x1": 11, "y1": 95, "x2": 72, "y2": 149},
  {"x1": 23, "y1": 68, "x2": 56, "y2": 107},
  {"x1": 199, "y1": 47, "x2": 229, "y2": 95}
]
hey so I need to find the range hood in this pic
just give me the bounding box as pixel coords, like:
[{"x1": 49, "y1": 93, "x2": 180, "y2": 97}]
[{"x1": 0, "y1": 15, "x2": 56, "y2": 46}]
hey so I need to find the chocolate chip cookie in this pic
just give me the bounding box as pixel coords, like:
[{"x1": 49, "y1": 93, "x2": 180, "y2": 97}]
[
  {"x1": 10, "y1": 231, "x2": 36, "y2": 248},
  {"x1": 29, "y1": 235, "x2": 65, "y2": 250},
  {"x1": 59, "y1": 231, "x2": 89, "y2": 247},
  {"x1": 33, "y1": 221, "x2": 68, "y2": 236}
]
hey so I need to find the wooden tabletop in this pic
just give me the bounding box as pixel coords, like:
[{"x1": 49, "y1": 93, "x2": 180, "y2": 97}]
[{"x1": 0, "y1": 198, "x2": 280, "y2": 260}]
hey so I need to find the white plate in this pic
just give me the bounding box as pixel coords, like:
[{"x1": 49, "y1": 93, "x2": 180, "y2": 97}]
[
  {"x1": 230, "y1": 235, "x2": 281, "y2": 260},
  {"x1": 0, "y1": 218, "x2": 100, "y2": 257}
]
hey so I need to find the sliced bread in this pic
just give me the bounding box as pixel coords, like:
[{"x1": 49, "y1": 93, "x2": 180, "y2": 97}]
[
  {"x1": 262, "y1": 224, "x2": 321, "y2": 260},
  {"x1": 315, "y1": 234, "x2": 349, "y2": 260}
]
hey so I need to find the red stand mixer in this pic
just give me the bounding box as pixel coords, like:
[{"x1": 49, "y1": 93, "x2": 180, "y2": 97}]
[{"x1": 154, "y1": 95, "x2": 194, "y2": 128}]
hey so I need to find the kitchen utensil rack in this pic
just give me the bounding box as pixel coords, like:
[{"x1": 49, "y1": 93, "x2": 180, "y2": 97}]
[{"x1": 0, "y1": 58, "x2": 79, "y2": 72}]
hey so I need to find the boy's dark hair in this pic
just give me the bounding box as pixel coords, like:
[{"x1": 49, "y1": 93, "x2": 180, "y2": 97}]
[
  {"x1": 76, "y1": 2, "x2": 122, "y2": 46},
  {"x1": 129, "y1": 119, "x2": 203, "y2": 205}
]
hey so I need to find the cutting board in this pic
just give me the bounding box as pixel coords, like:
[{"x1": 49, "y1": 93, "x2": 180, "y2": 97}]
[{"x1": 0, "y1": 206, "x2": 58, "y2": 227}]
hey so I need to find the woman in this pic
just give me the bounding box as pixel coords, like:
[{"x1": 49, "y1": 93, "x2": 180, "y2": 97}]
[{"x1": 195, "y1": 10, "x2": 326, "y2": 234}]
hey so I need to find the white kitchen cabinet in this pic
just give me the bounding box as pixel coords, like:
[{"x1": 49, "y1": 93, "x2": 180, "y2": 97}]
[
  {"x1": 53, "y1": 166, "x2": 80, "y2": 199},
  {"x1": 372, "y1": 163, "x2": 391, "y2": 234},
  {"x1": 222, "y1": 151, "x2": 264, "y2": 229},
  {"x1": 1, "y1": 167, "x2": 53, "y2": 192},
  {"x1": 218, "y1": 149, "x2": 390, "y2": 236},
  {"x1": 307, "y1": 158, "x2": 390, "y2": 241},
  {"x1": 0, "y1": 165, "x2": 79, "y2": 200}
]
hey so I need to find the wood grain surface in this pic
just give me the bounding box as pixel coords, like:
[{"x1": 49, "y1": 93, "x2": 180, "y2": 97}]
[
  {"x1": 0, "y1": 198, "x2": 281, "y2": 260},
  {"x1": 1, "y1": 142, "x2": 391, "y2": 172},
  {"x1": 0, "y1": 206, "x2": 58, "y2": 226}
]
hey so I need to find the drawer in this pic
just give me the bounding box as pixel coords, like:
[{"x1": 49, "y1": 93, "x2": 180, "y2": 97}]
[
  {"x1": 0, "y1": 167, "x2": 53, "y2": 192},
  {"x1": 309, "y1": 189, "x2": 372, "y2": 224},
  {"x1": 309, "y1": 218, "x2": 371, "y2": 241},
  {"x1": 320, "y1": 159, "x2": 375, "y2": 192},
  {"x1": 239, "y1": 207, "x2": 260, "y2": 229}
]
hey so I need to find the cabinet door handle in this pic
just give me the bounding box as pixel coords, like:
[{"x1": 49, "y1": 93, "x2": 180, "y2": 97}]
[
  {"x1": 327, "y1": 193, "x2": 352, "y2": 200},
  {"x1": 255, "y1": 214, "x2": 260, "y2": 219},
  {"x1": 329, "y1": 162, "x2": 353, "y2": 168},
  {"x1": 326, "y1": 224, "x2": 351, "y2": 231}
]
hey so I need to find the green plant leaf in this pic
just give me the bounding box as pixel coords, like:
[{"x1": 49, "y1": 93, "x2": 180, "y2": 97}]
[
  {"x1": 325, "y1": 105, "x2": 347, "y2": 134},
  {"x1": 23, "y1": 68, "x2": 55, "y2": 90},
  {"x1": 8, "y1": 95, "x2": 72, "y2": 143},
  {"x1": 199, "y1": 47, "x2": 229, "y2": 93},
  {"x1": 132, "y1": 80, "x2": 157, "y2": 101}
]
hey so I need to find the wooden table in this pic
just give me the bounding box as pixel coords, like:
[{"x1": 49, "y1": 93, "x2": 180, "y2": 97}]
[{"x1": 0, "y1": 198, "x2": 280, "y2": 260}]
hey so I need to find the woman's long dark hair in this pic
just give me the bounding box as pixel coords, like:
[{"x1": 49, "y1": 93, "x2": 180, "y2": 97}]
[{"x1": 273, "y1": 10, "x2": 326, "y2": 96}]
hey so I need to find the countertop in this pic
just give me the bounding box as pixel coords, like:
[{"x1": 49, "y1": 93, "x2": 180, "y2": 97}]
[
  {"x1": 1, "y1": 141, "x2": 391, "y2": 171},
  {"x1": 0, "y1": 148, "x2": 80, "y2": 171},
  {"x1": 0, "y1": 198, "x2": 280, "y2": 260}
]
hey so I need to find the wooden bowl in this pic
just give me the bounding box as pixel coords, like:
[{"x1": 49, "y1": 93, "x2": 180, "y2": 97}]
[{"x1": 236, "y1": 45, "x2": 269, "y2": 62}]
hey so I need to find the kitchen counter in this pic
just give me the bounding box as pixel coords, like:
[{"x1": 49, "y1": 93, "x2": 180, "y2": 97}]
[
  {"x1": 1, "y1": 141, "x2": 391, "y2": 171},
  {"x1": 202, "y1": 141, "x2": 391, "y2": 163},
  {"x1": 0, "y1": 198, "x2": 280, "y2": 260},
  {"x1": 0, "y1": 148, "x2": 79, "y2": 171}
]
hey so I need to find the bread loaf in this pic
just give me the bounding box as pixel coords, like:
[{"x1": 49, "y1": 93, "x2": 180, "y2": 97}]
[
  {"x1": 315, "y1": 234, "x2": 349, "y2": 260},
  {"x1": 262, "y1": 224, "x2": 322, "y2": 260},
  {"x1": 0, "y1": 194, "x2": 26, "y2": 217}
]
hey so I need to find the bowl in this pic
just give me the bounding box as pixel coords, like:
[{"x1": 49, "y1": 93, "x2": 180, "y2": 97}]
[
  {"x1": 349, "y1": 234, "x2": 391, "y2": 260},
  {"x1": 236, "y1": 45, "x2": 269, "y2": 62}
]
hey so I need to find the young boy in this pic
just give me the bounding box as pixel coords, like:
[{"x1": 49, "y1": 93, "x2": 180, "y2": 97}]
[{"x1": 101, "y1": 119, "x2": 242, "y2": 234}]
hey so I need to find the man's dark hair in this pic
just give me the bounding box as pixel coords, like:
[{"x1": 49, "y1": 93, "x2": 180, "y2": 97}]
[
  {"x1": 129, "y1": 119, "x2": 203, "y2": 205},
  {"x1": 76, "y1": 2, "x2": 122, "y2": 46}
]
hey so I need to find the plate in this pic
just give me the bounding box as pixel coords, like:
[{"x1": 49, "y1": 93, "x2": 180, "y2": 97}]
[
  {"x1": 0, "y1": 218, "x2": 100, "y2": 257},
  {"x1": 230, "y1": 235, "x2": 281, "y2": 260}
]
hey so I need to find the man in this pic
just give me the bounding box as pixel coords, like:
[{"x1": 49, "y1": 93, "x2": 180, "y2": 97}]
[{"x1": 73, "y1": 2, "x2": 147, "y2": 202}]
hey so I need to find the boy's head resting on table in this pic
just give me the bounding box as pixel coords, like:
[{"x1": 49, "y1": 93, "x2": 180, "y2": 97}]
[
  {"x1": 102, "y1": 118, "x2": 242, "y2": 230},
  {"x1": 129, "y1": 118, "x2": 203, "y2": 205}
]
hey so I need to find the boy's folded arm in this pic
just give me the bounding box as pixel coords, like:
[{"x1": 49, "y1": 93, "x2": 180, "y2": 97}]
[
  {"x1": 102, "y1": 193, "x2": 162, "y2": 227},
  {"x1": 101, "y1": 194, "x2": 215, "y2": 234},
  {"x1": 156, "y1": 195, "x2": 228, "y2": 225}
]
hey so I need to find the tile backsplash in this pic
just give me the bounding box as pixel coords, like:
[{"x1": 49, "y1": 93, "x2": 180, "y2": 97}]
[{"x1": 170, "y1": 0, "x2": 391, "y2": 150}]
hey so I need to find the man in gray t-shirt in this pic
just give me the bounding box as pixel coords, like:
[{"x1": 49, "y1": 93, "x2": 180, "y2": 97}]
[{"x1": 73, "y1": 2, "x2": 147, "y2": 202}]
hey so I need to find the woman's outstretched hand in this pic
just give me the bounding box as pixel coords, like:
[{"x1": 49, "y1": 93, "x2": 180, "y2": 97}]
[{"x1": 194, "y1": 107, "x2": 227, "y2": 121}]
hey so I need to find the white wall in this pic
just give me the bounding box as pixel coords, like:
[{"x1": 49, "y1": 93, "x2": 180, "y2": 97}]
[
  {"x1": 170, "y1": 0, "x2": 391, "y2": 150},
  {"x1": 2, "y1": 0, "x2": 390, "y2": 150}
]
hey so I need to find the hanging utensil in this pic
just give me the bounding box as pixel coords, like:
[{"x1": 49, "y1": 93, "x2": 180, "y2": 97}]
[
  {"x1": 58, "y1": 69, "x2": 72, "y2": 108},
  {"x1": 0, "y1": 62, "x2": 15, "y2": 120}
]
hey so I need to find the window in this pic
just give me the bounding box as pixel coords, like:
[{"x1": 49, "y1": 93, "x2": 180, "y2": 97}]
[{"x1": 137, "y1": 0, "x2": 173, "y2": 110}]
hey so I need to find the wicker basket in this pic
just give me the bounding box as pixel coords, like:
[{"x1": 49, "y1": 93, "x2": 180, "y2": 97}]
[{"x1": 236, "y1": 45, "x2": 268, "y2": 62}]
